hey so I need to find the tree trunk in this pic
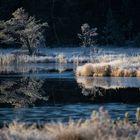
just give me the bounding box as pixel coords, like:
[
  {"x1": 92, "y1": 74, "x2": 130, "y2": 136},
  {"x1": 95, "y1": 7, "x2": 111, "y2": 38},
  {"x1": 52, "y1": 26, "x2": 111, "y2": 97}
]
[
  {"x1": 27, "y1": 45, "x2": 33, "y2": 55},
  {"x1": 26, "y1": 39, "x2": 33, "y2": 56},
  {"x1": 22, "y1": 36, "x2": 33, "y2": 56}
]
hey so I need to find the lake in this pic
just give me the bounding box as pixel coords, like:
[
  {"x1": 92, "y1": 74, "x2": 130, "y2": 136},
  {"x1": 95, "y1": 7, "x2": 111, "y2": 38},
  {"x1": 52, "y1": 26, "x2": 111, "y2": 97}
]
[{"x1": 0, "y1": 47, "x2": 140, "y2": 126}]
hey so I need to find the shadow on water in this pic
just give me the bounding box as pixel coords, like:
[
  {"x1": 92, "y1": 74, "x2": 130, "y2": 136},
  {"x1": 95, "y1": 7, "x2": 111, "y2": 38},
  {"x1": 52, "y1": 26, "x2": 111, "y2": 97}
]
[{"x1": 1, "y1": 75, "x2": 140, "y2": 107}]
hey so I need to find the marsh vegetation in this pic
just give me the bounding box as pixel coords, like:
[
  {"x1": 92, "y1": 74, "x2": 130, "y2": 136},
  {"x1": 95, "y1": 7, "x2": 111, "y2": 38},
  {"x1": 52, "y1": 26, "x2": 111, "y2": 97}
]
[
  {"x1": 0, "y1": 3, "x2": 140, "y2": 140},
  {"x1": 1, "y1": 108, "x2": 140, "y2": 140}
]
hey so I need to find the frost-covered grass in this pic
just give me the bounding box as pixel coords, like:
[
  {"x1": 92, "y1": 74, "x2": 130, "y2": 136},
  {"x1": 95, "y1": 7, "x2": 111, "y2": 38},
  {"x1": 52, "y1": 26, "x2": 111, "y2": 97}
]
[
  {"x1": 76, "y1": 54, "x2": 140, "y2": 77},
  {"x1": 0, "y1": 47, "x2": 91, "y2": 65},
  {"x1": 1, "y1": 107, "x2": 140, "y2": 140},
  {"x1": 1, "y1": 46, "x2": 140, "y2": 72},
  {"x1": 0, "y1": 54, "x2": 55, "y2": 65},
  {"x1": 74, "y1": 46, "x2": 140, "y2": 77},
  {"x1": 0, "y1": 53, "x2": 89, "y2": 66}
]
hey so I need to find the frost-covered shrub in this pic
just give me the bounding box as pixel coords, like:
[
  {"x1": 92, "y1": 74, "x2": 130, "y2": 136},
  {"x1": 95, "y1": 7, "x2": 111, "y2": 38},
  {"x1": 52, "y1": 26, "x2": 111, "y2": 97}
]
[
  {"x1": 78, "y1": 23, "x2": 98, "y2": 48},
  {"x1": 0, "y1": 8, "x2": 48, "y2": 55}
]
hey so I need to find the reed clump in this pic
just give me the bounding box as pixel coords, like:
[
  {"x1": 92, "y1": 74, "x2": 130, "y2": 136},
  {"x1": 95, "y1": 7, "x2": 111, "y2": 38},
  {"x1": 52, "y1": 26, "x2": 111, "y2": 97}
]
[
  {"x1": 0, "y1": 54, "x2": 48, "y2": 66},
  {"x1": 76, "y1": 63, "x2": 140, "y2": 77}
]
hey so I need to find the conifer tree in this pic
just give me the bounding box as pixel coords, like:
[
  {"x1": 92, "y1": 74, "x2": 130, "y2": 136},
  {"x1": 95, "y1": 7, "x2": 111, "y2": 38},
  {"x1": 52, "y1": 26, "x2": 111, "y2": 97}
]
[{"x1": 0, "y1": 8, "x2": 48, "y2": 55}]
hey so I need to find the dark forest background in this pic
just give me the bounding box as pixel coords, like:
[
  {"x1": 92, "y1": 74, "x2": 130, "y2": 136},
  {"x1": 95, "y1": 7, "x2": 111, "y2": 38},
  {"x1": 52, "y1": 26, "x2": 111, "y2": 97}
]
[{"x1": 0, "y1": 0, "x2": 140, "y2": 46}]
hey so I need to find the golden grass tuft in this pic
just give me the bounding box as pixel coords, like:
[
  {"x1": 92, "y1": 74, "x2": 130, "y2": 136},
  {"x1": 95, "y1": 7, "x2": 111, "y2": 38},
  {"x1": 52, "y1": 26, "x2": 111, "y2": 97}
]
[
  {"x1": 76, "y1": 63, "x2": 115, "y2": 77},
  {"x1": 76, "y1": 63, "x2": 140, "y2": 77},
  {"x1": 76, "y1": 63, "x2": 94, "y2": 76},
  {"x1": 93, "y1": 65, "x2": 111, "y2": 76},
  {"x1": 136, "y1": 70, "x2": 140, "y2": 77},
  {"x1": 0, "y1": 54, "x2": 15, "y2": 65},
  {"x1": 124, "y1": 69, "x2": 136, "y2": 77},
  {"x1": 111, "y1": 69, "x2": 124, "y2": 77}
]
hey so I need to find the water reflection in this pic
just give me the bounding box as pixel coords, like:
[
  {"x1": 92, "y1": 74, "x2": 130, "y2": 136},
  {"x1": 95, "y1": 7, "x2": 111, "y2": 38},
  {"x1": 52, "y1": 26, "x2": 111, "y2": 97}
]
[
  {"x1": 1, "y1": 76, "x2": 140, "y2": 107},
  {"x1": 0, "y1": 75, "x2": 140, "y2": 125},
  {"x1": 0, "y1": 63, "x2": 74, "y2": 75},
  {"x1": 76, "y1": 77, "x2": 140, "y2": 102},
  {"x1": 0, "y1": 77, "x2": 48, "y2": 107},
  {"x1": 77, "y1": 77, "x2": 140, "y2": 90}
]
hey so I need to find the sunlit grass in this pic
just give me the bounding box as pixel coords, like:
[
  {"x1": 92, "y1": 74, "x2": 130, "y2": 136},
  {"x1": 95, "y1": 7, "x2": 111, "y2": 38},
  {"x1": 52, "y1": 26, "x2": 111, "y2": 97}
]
[
  {"x1": 76, "y1": 55, "x2": 140, "y2": 77},
  {"x1": 0, "y1": 53, "x2": 89, "y2": 66},
  {"x1": 1, "y1": 47, "x2": 140, "y2": 76}
]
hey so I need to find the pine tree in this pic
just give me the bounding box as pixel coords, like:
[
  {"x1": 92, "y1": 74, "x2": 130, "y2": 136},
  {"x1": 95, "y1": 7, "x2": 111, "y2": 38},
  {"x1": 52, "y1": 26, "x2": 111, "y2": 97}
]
[{"x1": 0, "y1": 8, "x2": 48, "y2": 55}]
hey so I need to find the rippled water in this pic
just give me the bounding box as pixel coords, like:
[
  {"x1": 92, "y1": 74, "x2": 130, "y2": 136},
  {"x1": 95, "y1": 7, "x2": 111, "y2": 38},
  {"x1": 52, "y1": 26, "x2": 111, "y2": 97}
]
[
  {"x1": 0, "y1": 71, "x2": 140, "y2": 126},
  {"x1": 0, "y1": 103, "x2": 139, "y2": 126}
]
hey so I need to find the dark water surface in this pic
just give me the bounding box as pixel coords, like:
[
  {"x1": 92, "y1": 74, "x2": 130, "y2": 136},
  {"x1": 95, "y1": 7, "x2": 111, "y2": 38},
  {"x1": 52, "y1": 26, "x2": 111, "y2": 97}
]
[
  {"x1": 0, "y1": 103, "x2": 138, "y2": 125},
  {"x1": 0, "y1": 61, "x2": 140, "y2": 125}
]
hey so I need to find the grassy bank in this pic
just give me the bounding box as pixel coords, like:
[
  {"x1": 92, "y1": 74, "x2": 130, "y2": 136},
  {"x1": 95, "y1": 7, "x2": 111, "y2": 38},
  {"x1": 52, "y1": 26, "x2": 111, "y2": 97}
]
[
  {"x1": 76, "y1": 57, "x2": 140, "y2": 77},
  {"x1": 0, "y1": 107, "x2": 140, "y2": 140}
]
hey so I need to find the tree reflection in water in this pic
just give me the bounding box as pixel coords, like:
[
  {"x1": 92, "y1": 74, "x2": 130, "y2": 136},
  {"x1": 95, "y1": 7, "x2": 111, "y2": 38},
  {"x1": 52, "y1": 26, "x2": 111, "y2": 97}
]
[
  {"x1": 0, "y1": 77, "x2": 48, "y2": 107},
  {"x1": 76, "y1": 76, "x2": 140, "y2": 97}
]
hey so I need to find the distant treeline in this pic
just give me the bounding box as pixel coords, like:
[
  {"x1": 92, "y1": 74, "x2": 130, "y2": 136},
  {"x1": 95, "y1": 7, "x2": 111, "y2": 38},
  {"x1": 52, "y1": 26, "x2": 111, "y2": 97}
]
[{"x1": 0, "y1": 0, "x2": 140, "y2": 46}]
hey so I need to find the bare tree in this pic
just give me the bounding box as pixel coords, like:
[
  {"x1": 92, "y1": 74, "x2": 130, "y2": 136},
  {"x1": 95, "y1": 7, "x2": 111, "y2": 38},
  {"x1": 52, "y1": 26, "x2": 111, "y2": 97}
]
[{"x1": 0, "y1": 8, "x2": 48, "y2": 55}]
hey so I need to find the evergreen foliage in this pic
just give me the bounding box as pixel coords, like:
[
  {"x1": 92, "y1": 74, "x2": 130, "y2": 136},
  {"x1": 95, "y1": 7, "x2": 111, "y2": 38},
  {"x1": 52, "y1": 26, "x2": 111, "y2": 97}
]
[{"x1": 0, "y1": 8, "x2": 48, "y2": 55}]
